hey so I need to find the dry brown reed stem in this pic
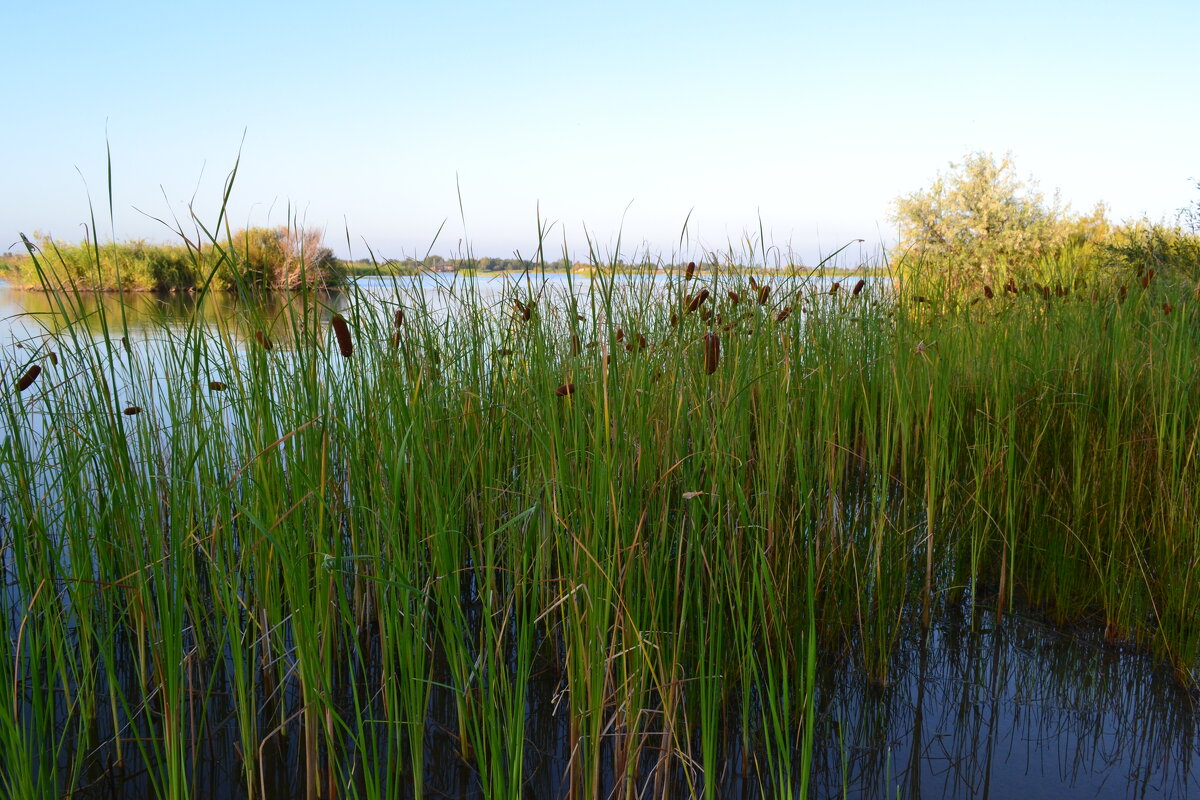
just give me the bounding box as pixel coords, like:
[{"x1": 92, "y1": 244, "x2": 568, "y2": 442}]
[
  {"x1": 775, "y1": 307, "x2": 792, "y2": 323},
  {"x1": 983, "y1": 284, "x2": 994, "y2": 299},
  {"x1": 703, "y1": 332, "x2": 720, "y2": 374},
  {"x1": 209, "y1": 381, "x2": 227, "y2": 391},
  {"x1": 331, "y1": 314, "x2": 354, "y2": 358},
  {"x1": 686, "y1": 289, "x2": 710, "y2": 313},
  {"x1": 571, "y1": 334, "x2": 582, "y2": 355},
  {"x1": 555, "y1": 383, "x2": 575, "y2": 397},
  {"x1": 685, "y1": 261, "x2": 696, "y2": 279},
  {"x1": 757, "y1": 285, "x2": 771, "y2": 305},
  {"x1": 853, "y1": 279, "x2": 866, "y2": 297},
  {"x1": 123, "y1": 406, "x2": 141, "y2": 415},
  {"x1": 16, "y1": 365, "x2": 40, "y2": 392}
]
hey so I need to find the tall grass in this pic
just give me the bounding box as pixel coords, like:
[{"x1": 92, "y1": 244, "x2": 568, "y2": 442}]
[{"x1": 1, "y1": 207, "x2": 1199, "y2": 799}]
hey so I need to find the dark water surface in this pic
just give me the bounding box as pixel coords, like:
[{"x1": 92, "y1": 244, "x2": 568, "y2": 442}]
[{"x1": 2, "y1": 280, "x2": 1197, "y2": 799}]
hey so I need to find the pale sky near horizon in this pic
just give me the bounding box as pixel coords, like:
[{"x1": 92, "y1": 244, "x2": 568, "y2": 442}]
[{"x1": 3, "y1": 1, "x2": 1197, "y2": 266}]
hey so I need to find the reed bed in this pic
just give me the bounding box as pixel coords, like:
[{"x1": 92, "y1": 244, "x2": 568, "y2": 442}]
[{"x1": 1, "y1": 244, "x2": 1199, "y2": 799}]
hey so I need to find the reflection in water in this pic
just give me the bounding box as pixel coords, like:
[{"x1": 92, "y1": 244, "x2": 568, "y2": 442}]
[
  {"x1": 812, "y1": 610, "x2": 1198, "y2": 799},
  {"x1": 49, "y1": 612, "x2": 1200, "y2": 799}
]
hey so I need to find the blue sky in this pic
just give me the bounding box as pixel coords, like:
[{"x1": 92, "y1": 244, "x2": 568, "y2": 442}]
[{"x1": 4, "y1": 0, "x2": 1197, "y2": 265}]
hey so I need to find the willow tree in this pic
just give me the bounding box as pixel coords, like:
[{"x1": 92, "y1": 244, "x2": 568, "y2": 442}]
[{"x1": 892, "y1": 152, "x2": 1104, "y2": 294}]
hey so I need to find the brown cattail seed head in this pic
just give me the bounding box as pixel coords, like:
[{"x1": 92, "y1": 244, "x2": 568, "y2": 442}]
[
  {"x1": 331, "y1": 314, "x2": 354, "y2": 357},
  {"x1": 16, "y1": 365, "x2": 40, "y2": 393},
  {"x1": 853, "y1": 279, "x2": 866, "y2": 297},
  {"x1": 703, "y1": 332, "x2": 720, "y2": 375},
  {"x1": 775, "y1": 307, "x2": 792, "y2": 323},
  {"x1": 123, "y1": 406, "x2": 142, "y2": 416},
  {"x1": 757, "y1": 285, "x2": 771, "y2": 305},
  {"x1": 256, "y1": 331, "x2": 272, "y2": 350},
  {"x1": 555, "y1": 383, "x2": 575, "y2": 397},
  {"x1": 727, "y1": 290, "x2": 740, "y2": 304},
  {"x1": 686, "y1": 261, "x2": 696, "y2": 279},
  {"x1": 829, "y1": 281, "x2": 840, "y2": 295},
  {"x1": 394, "y1": 309, "x2": 405, "y2": 328},
  {"x1": 686, "y1": 289, "x2": 710, "y2": 313},
  {"x1": 48, "y1": 352, "x2": 58, "y2": 366},
  {"x1": 982, "y1": 284, "x2": 994, "y2": 299},
  {"x1": 209, "y1": 381, "x2": 227, "y2": 391}
]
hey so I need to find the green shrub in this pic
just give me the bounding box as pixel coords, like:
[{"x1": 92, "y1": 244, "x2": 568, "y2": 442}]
[{"x1": 892, "y1": 152, "x2": 1111, "y2": 298}]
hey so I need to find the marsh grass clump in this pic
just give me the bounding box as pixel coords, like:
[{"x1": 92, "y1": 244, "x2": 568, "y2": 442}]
[{"x1": 3, "y1": 224, "x2": 1200, "y2": 800}]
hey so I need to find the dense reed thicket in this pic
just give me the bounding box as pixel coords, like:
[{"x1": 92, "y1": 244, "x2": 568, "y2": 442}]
[
  {"x1": 1, "y1": 248, "x2": 1199, "y2": 798},
  {"x1": 5, "y1": 225, "x2": 341, "y2": 291}
]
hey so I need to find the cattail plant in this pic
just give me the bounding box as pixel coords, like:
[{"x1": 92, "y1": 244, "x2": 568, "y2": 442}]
[
  {"x1": 703, "y1": 332, "x2": 720, "y2": 375},
  {"x1": 15, "y1": 364, "x2": 40, "y2": 392},
  {"x1": 331, "y1": 314, "x2": 354, "y2": 358}
]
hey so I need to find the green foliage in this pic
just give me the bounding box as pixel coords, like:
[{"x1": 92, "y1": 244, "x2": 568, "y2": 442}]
[
  {"x1": 6, "y1": 227, "x2": 341, "y2": 292},
  {"x1": 1103, "y1": 183, "x2": 1200, "y2": 284},
  {"x1": 1105, "y1": 221, "x2": 1200, "y2": 284},
  {"x1": 893, "y1": 152, "x2": 1110, "y2": 295}
]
